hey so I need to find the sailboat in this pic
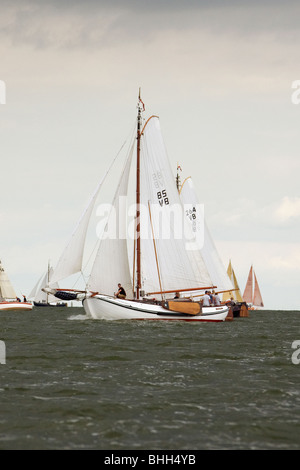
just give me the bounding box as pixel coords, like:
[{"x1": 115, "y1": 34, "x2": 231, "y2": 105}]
[
  {"x1": 0, "y1": 259, "x2": 32, "y2": 311},
  {"x1": 243, "y1": 265, "x2": 264, "y2": 310},
  {"x1": 222, "y1": 260, "x2": 249, "y2": 317},
  {"x1": 44, "y1": 91, "x2": 229, "y2": 321},
  {"x1": 222, "y1": 260, "x2": 244, "y2": 303},
  {"x1": 28, "y1": 262, "x2": 68, "y2": 307}
]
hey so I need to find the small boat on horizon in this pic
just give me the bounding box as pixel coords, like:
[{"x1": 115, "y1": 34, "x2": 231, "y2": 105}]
[
  {"x1": 28, "y1": 262, "x2": 68, "y2": 307},
  {"x1": 243, "y1": 265, "x2": 264, "y2": 310},
  {"x1": 0, "y1": 259, "x2": 32, "y2": 311},
  {"x1": 222, "y1": 260, "x2": 249, "y2": 317}
]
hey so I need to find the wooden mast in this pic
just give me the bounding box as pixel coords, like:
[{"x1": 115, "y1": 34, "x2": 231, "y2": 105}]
[{"x1": 136, "y1": 88, "x2": 143, "y2": 299}]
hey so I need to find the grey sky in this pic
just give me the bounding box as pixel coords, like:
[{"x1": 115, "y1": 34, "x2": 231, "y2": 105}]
[{"x1": 0, "y1": 1, "x2": 299, "y2": 308}]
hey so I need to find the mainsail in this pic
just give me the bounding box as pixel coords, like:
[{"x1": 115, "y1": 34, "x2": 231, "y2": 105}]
[{"x1": 138, "y1": 116, "x2": 213, "y2": 296}]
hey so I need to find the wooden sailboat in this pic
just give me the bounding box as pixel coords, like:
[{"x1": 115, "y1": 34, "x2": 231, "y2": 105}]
[
  {"x1": 43, "y1": 91, "x2": 228, "y2": 321},
  {"x1": 0, "y1": 259, "x2": 32, "y2": 311},
  {"x1": 243, "y1": 265, "x2": 264, "y2": 310}
]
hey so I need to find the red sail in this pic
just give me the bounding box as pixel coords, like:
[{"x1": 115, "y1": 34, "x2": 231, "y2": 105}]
[
  {"x1": 253, "y1": 271, "x2": 264, "y2": 307},
  {"x1": 243, "y1": 266, "x2": 253, "y2": 304}
]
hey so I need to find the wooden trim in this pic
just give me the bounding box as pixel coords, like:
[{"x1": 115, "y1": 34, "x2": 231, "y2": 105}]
[
  {"x1": 141, "y1": 115, "x2": 159, "y2": 135},
  {"x1": 147, "y1": 286, "x2": 217, "y2": 296},
  {"x1": 178, "y1": 176, "x2": 192, "y2": 195}
]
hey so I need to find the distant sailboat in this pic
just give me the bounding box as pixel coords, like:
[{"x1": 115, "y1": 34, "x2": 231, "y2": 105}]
[
  {"x1": 28, "y1": 262, "x2": 67, "y2": 307},
  {"x1": 0, "y1": 259, "x2": 32, "y2": 311},
  {"x1": 243, "y1": 265, "x2": 264, "y2": 310},
  {"x1": 222, "y1": 260, "x2": 244, "y2": 303},
  {"x1": 222, "y1": 260, "x2": 249, "y2": 317}
]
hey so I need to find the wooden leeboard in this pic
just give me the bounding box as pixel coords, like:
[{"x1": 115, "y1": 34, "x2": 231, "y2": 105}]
[{"x1": 165, "y1": 301, "x2": 201, "y2": 315}]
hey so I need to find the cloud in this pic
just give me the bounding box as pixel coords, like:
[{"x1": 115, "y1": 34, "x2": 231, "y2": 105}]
[
  {"x1": 1, "y1": 0, "x2": 300, "y2": 51},
  {"x1": 274, "y1": 196, "x2": 300, "y2": 222},
  {"x1": 206, "y1": 195, "x2": 300, "y2": 247},
  {"x1": 216, "y1": 239, "x2": 300, "y2": 309}
]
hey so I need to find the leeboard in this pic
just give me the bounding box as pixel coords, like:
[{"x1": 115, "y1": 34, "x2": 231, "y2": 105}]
[{"x1": 163, "y1": 301, "x2": 201, "y2": 315}]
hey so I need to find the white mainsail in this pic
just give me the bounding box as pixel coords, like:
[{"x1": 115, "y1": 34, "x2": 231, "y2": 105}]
[
  {"x1": 179, "y1": 177, "x2": 234, "y2": 293},
  {"x1": 139, "y1": 116, "x2": 213, "y2": 296},
  {"x1": 0, "y1": 259, "x2": 17, "y2": 299}
]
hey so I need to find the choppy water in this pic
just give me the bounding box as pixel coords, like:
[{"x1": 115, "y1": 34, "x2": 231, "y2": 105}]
[{"x1": 0, "y1": 307, "x2": 299, "y2": 450}]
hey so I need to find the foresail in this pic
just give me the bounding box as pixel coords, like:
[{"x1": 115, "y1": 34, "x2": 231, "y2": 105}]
[
  {"x1": 51, "y1": 150, "x2": 123, "y2": 284},
  {"x1": 179, "y1": 177, "x2": 234, "y2": 293},
  {"x1": 34, "y1": 272, "x2": 49, "y2": 303},
  {"x1": 253, "y1": 271, "x2": 264, "y2": 307},
  {"x1": 88, "y1": 143, "x2": 134, "y2": 297},
  {"x1": 29, "y1": 267, "x2": 61, "y2": 303},
  {"x1": 28, "y1": 272, "x2": 44, "y2": 300},
  {"x1": 139, "y1": 116, "x2": 213, "y2": 296}
]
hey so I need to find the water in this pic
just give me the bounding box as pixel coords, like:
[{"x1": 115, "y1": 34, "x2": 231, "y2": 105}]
[{"x1": 0, "y1": 308, "x2": 299, "y2": 450}]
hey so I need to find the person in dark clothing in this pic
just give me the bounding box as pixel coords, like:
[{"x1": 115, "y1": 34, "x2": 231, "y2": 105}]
[{"x1": 115, "y1": 283, "x2": 126, "y2": 299}]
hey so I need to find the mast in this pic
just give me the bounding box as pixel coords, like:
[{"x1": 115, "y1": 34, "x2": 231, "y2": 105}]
[
  {"x1": 136, "y1": 88, "x2": 143, "y2": 299},
  {"x1": 176, "y1": 163, "x2": 183, "y2": 192},
  {"x1": 176, "y1": 164, "x2": 181, "y2": 192}
]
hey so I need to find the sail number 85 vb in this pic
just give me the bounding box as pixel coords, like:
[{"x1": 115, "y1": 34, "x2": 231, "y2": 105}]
[{"x1": 157, "y1": 190, "x2": 169, "y2": 206}]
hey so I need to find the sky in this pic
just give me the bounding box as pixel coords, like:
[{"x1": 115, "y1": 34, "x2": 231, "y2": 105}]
[{"x1": 0, "y1": 0, "x2": 299, "y2": 310}]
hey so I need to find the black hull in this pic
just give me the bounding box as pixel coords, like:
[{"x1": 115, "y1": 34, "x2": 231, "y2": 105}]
[{"x1": 33, "y1": 302, "x2": 68, "y2": 307}]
